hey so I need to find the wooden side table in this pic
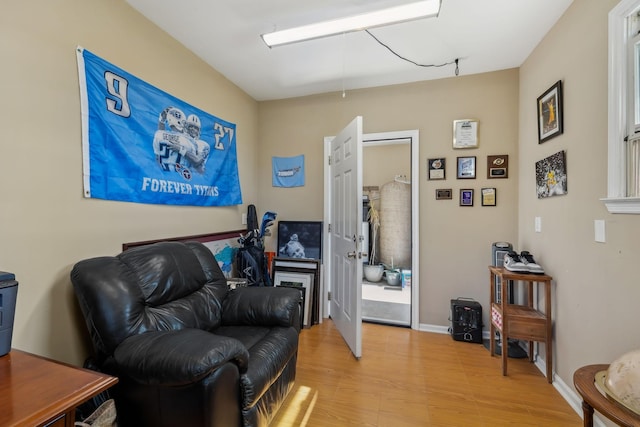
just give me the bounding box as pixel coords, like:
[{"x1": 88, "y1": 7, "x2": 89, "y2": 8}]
[
  {"x1": 573, "y1": 364, "x2": 640, "y2": 427},
  {"x1": 489, "y1": 266, "x2": 554, "y2": 383},
  {"x1": 0, "y1": 349, "x2": 118, "y2": 427}
]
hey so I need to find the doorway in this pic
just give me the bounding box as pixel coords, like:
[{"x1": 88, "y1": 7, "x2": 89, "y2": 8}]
[
  {"x1": 361, "y1": 139, "x2": 411, "y2": 326},
  {"x1": 323, "y1": 129, "x2": 419, "y2": 330}
]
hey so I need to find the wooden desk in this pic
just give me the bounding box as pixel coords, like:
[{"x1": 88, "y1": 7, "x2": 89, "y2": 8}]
[
  {"x1": 489, "y1": 266, "x2": 554, "y2": 383},
  {"x1": 0, "y1": 349, "x2": 118, "y2": 427},
  {"x1": 573, "y1": 364, "x2": 640, "y2": 427}
]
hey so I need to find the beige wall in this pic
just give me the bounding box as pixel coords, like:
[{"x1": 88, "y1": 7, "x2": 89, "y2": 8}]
[
  {"x1": 258, "y1": 70, "x2": 521, "y2": 328},
  {"x1": 519, "y1": 0, "x2": 640, "y2": 391},
  {"x1": 1, "y1": 0, "x2": 259, "y2": 365},
  {"x1": 363, "y1": 144, "x2": 411, "y2": 190}
]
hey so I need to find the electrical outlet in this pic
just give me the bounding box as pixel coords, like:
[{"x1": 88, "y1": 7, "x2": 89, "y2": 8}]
[
  {"x1": 594, "y1": 219, "x2": 605, "y2": 243},
  {"x1": 241, "y1": 213, "x2": 247, "y2": 225},
  {"x1": 535, "y1": 216, "x2": 542, "y2": 233}
]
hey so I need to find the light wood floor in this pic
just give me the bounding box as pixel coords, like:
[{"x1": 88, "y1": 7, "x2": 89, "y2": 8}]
[{"x1": 271, "y1": 319, "x2": 582, "y2": 427}]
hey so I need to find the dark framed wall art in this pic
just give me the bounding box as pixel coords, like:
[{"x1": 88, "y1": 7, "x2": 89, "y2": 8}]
[
  {"x1": 428, "y1": 157, "x2": 446, "y2": 180},
  {"x1": 277, "y1": 220, "x2": 323, "y2": 260},
  {"x1": 487, "y1": 155, "x2": 509, "y2": 178},
  {"x1": 457, "y1": 156, "x2": 476, "y2": 179},
  {"x1": 535, "y1": 150, "x2": 567, "y2": 198},
  {"x1": 435, "y1": 188, "x2": 452, "y2": 200},
  {"x1": 537, "y1": 80, "x2": 563, "y2": 143},
  {"x1": 460, "y1": 189, "x2": 474, "y2": 206}
]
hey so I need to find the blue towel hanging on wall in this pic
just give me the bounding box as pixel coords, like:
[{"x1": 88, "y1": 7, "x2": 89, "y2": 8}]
[{"x1": 272, "y1": 155, "x2": 305, "y2": 187}]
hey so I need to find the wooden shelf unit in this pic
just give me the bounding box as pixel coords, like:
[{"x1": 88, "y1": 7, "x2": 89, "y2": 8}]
[{"x1": 488, "y1": 266, "x2": 554, "y2": 383}]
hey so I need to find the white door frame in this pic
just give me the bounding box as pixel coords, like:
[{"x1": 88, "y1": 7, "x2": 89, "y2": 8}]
[{"x1": 323, "y1": 129, "x2": 420, "y2": 329}]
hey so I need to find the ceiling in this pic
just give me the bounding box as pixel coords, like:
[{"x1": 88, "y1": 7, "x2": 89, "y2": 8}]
[{"x1": 125, "y1": 0, "x2": 574, "y2": 101}]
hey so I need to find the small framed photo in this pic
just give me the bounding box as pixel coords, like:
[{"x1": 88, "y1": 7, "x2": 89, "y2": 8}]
[
  {"x1": 428, "y1": 157, "x2": 446, "y2": 180},
  {"x1": 460, "y1": 189, "x2": 474, "y2": 206},
  {"x1": 537, "y1": 80, "x2": 563, "y2": 143},
  {"x1": 453, "y1": 119, "x2": 479, "y2": 149},
  {"x1": 457, "y1": 156, "x2": 476, "y2": 179},
  {"x1": 435, "y1": 188, "x2": 452, "y2": 200},
  {"x1": 487, "y1": 155, "x2": 509, "y2": 179},
  {"x1": 481, "y1": 187, "x2": 497, "y2": 206}
]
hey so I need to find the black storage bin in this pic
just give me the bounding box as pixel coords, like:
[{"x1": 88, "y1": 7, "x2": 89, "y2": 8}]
[{"x1": 450, "y1": 298, "x2": 482, "y2": 343}]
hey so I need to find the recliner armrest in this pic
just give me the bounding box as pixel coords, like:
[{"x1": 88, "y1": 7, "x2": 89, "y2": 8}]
[
  {"x1": 222, "y1": 287, "x2": 302, "y2": 330},
  {"x1": 111, "y1": 329, "x2": 249, "y2": 386}
]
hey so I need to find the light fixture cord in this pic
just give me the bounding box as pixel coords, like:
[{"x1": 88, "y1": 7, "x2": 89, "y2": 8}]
[
  {"x1": 342, "y1": 32, "x2": 346, "y2": 98},
  {"x1": 365, "y1": 29, "x2": 460, "y2": 76}
]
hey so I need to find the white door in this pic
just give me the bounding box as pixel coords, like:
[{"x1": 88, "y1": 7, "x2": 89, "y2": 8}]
[{"x1": 329, "y1": 116, "x2": 363, "y2": 359}]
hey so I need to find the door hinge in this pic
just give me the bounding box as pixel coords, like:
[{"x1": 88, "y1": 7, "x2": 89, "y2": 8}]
[
  {"x1": 328, "y1": 223, "x2": 331, "y2": 232},
  {"x1": 327, "y1": 291, "x2": 332, "y2": 301},
  {"x1": 328, "y1": 155, "x2": 331, "y2": 165}
]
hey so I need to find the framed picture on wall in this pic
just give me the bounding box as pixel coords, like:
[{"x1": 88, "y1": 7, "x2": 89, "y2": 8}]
[
  {"x1": 435, "y1": 188, "x2": 452, "y2": 200},
  {"x1": 460, "y1": 189, "x2": 474, "y2": 206},
  {"x1": 457, "y1": 156, "x2": 476, "y2": 179},
  {"x1": 453, "y1": 119, "x2": 479, "y2": 149},
  {"x1": 487, "y1": 155, "x2": 509, "y2": 179},
  {"x1": 481, "y1": 188, "x2": 497, "y2": 206},
  {"x1": 535, "y1": 150, "x2": 567, "y2": 198},
  {"x1": 537, "y1": 80, "x2": 563, "y2": 143},
  {"x1": 428, "y1": 157, "x2": 446, "y2": 180}
]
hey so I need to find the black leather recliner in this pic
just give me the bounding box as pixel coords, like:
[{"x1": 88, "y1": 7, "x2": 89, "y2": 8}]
[{"x1": 71, "y1": 241, "x2": 301, "y2": 427}]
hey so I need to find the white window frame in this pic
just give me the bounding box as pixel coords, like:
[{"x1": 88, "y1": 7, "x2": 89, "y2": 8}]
[{"x1": 604, "y1": 0, "x2": 640, "y2": 213}]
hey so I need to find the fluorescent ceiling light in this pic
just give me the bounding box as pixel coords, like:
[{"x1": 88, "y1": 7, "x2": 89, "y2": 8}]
[{"x1": 261, "y1": 0, "x2": 441, "y2": 47}]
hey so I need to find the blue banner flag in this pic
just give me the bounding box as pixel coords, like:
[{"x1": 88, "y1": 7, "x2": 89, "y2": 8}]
[
  {"x1": 272, "y1": 155, "x2": 305, "y2": 187},
  {"x1": 76, "y1": 47, "x2": 242, "y2": 206}
]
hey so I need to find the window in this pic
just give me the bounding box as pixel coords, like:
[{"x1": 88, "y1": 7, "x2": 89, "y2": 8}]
[{"x1": 604, "y1": 0, "x2": 640, "y2": 213}]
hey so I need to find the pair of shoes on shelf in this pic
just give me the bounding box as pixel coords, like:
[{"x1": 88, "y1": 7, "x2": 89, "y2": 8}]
[{"x1": 503, "y1": 251, "x2": 545, "y2": 274}]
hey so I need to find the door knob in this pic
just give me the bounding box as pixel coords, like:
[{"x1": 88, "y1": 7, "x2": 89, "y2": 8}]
[{"x1": 347, "y1": 251, "x2": 357, "y2": 258}]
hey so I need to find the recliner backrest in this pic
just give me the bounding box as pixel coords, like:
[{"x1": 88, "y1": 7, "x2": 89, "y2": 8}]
[{"x1": 71, "y1": 241, "x2": 229, "y2": 361}]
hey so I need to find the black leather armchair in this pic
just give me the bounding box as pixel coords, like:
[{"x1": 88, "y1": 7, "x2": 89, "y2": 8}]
[{"x1": 71, "y1": 241, "x2": 301, "y2": 427}]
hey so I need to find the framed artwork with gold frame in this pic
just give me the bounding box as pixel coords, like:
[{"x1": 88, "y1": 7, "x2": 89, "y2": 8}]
[{"x1": 453, "y1": 119, "x2": 479, "y2": 149}]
